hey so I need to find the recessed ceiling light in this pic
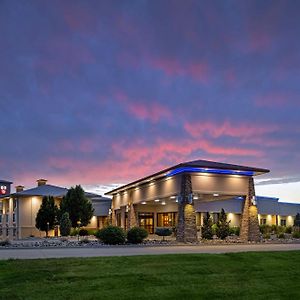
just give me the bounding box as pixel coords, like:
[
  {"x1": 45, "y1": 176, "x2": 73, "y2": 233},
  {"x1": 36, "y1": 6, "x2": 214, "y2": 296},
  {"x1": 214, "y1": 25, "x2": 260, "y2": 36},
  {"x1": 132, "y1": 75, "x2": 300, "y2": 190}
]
[
  {"x1": 175, "y1": 199, "x2": 178, "y2": 203},
  {"x1": 170, "y1": 196, "x2": 176, "y2": 199},
  {"x1": 193, "y1": 196, "x2": 199, "y2": 200},
  {"x1": 141, "y1": 201, "x2": 146, "y2": 205},
  {"x1": 154, "y1": 199, "x2": 160, "y2": 202},
  {"x1": 213, "y1": 193, "x2": 219, "y2": 197},
  {"x1": 161, "y1": 201, "x2": 166, "y2": 205}
]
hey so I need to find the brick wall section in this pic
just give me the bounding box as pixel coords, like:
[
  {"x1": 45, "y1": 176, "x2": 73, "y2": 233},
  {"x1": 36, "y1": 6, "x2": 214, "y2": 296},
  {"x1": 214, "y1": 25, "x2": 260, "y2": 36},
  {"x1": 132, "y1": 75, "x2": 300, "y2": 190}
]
[
  {"x1": 176, "y1": 174, "x2": 198, "y2": 243},
  {"x1": 240, "y1": 177, "x2": 261, "y2": 242}
]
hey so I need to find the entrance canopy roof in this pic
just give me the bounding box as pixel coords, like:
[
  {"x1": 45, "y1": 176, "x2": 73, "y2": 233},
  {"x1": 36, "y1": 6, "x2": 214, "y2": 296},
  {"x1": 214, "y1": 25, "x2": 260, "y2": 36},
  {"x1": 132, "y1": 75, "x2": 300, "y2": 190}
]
[{"x1": 106, "y1": 159, "x2": 270, "y2": 195}]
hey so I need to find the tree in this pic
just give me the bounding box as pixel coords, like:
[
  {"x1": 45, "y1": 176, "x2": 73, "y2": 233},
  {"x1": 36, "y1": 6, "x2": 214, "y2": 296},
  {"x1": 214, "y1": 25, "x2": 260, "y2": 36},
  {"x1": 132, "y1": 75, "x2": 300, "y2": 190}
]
[
  {"x1": 60, "y1": 185, "x2": 94, "y2": 227},
  {"x1": 201, "y1": 212, "x2": 213, "y2": 239},
  {"x1": 35, "y1": 196, "x2": 58, "y2": 237},
  {"x1": 216, "y1": 208, "x2": 230, "y2": 239},
  {"x1": 294, "y1": 213, "x2": 300, "y2": 227},
  {"x1": 60, "y1": 212, "x2": 72, "y2": 236}
]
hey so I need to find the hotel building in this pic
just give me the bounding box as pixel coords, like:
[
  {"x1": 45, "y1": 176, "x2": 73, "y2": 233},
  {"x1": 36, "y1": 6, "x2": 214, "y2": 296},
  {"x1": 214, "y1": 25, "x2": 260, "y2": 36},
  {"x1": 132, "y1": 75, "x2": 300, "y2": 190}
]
[
  {"x1": 0, "y1": 179, "x2": 110, "y2": 239},
  {"x1": 106, "y1": 159, "x2": 300, "y2": 242}
]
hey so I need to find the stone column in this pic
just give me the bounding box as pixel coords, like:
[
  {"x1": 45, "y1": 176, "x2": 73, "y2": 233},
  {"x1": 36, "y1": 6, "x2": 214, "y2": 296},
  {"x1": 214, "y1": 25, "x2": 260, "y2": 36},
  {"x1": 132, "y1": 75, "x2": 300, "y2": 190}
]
[
  {"x1": 128, "y1": 203, "x2": 137, "y2": 229},
  {"x1": 176, "y1": 174, "x2": 198, "y2": 243},
  {"x1": 120, "y1": 206, "x2": 126, "y2": 229},
  {"x1": 240, "y1": 177, "x2": 261, "y2": 242}
]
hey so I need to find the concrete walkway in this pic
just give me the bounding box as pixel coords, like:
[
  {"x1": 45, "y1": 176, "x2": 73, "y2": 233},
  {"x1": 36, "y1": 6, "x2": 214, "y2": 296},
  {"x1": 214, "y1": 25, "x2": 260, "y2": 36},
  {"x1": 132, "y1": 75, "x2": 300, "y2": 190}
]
[{"x1": 1, "y1": 243, "x2": 300, "y2": 260}]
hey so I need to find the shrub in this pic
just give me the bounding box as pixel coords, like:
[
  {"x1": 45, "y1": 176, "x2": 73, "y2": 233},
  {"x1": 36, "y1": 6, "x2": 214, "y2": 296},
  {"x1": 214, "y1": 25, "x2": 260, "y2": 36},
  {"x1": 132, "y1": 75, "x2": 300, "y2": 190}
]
[
  {"x1": 79, "y1": 229, "x2": 89, "y2": 236},
  {"x1": 216, "y1": 209, "x2": 230, "y2": 240},
  {"x1": 211, "y1": 224, "x2": 218, "y2": 235},
  {"x1": 0, "y1": 239, "x2": 10, "y2": 247},
  {"x1": 127, "y1": 227, "x2": 148, "y2": 244},
  {"x1": 263, "y1": 233, "x2": 271, "y2": 239},
  {"x1": 155, "y1": 227, "x2": 173, "y2": 241},
  {"x1": 259, "y1": 224, "x2": 271, "y2": 234},
  {"x1": 201, "y1": 212, "x2": 213, "y2": 240},
  {"x1": 95, "y1": 226, "x2": 126, "y2": 245},
  {"x1": 285, "y1": 226, "x2": 293, "y2": 234},
  {"x1": 292, "y1": 231, "x2": 300, "y2": 239},
  {"x1": 60, "y1": 212, "x2": 72, "y2": 236},
  {"x1": 229, "y1": 226, "x2": 240, "y2": 236},
  {"x1": 278, "y1": 233, "x2": 285, "y2": 239},
  {"x1": 70, "y1": 228, "x2": 79, "y2": 236},
  {"x1": 87, "y1": 229, "x2": 97, "y2": 236}
]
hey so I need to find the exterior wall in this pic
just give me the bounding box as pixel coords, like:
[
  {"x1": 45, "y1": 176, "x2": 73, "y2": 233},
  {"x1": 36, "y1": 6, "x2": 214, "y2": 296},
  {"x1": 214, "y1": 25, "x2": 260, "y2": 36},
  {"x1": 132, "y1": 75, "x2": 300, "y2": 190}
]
[
  {"x1": 191, "y1": 174, "x2": 249, "y2": 195},
  {"x1": 112, "y1": 176, "x2": 181, "y2": 210}
]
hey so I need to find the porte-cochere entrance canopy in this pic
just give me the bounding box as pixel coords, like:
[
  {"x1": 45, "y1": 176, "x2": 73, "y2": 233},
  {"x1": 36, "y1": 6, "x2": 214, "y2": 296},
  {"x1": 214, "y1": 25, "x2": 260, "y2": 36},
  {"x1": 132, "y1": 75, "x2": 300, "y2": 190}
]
[{"x1": 106, "y1": 159, "x2": 270, "y2": 242}]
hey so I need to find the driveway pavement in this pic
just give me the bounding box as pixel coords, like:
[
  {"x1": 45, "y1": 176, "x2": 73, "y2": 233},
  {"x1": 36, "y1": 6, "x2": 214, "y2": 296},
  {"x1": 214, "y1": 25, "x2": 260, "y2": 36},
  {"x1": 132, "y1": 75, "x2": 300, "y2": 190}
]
[{"x1": 1, "y1": 243, "x2": 300, "y2": 260}]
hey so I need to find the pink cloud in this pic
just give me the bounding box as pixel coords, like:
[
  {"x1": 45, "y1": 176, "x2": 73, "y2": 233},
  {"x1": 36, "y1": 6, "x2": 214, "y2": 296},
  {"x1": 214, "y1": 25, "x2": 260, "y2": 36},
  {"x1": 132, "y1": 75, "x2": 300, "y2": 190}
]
[
  {"x1": 255, "y1": 93, "x2": 298, "y2": 108},
  {"x1": 151, "y1": 58, "x2": 210, "y2": 84},
  {"x1": 114, "y1": 90, "x2": 172, "y2": 123},
  {"x1": 184, "y1": 120, "x2": 277, "y2": 139}
]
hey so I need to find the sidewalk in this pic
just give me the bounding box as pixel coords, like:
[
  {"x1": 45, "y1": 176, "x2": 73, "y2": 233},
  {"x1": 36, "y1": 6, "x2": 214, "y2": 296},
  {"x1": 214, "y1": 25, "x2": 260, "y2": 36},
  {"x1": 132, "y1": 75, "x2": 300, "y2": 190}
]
[{"x1": 1, "y1": 243, "x2": 300, "y2": 260}]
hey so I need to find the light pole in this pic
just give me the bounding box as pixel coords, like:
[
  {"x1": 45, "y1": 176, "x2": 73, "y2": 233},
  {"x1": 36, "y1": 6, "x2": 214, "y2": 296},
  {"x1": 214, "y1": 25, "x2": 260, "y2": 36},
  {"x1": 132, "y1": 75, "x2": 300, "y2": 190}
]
[
  {"x1": 77, "y1": 220, "x2": 81, "y2": 241},
  {"x1": 46, "y1": 222, "x2": 49, "y2": 238}
]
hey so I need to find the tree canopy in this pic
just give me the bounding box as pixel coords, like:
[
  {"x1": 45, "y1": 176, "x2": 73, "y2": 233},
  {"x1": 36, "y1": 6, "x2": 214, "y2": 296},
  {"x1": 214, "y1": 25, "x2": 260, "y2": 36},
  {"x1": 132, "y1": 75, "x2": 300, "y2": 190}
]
[
  {"x1": 60, "y1": 185, "x2": 94, "y2": 227},
  {"x1": 35, "y1": 196, "x2": 58, "y2": 236}
]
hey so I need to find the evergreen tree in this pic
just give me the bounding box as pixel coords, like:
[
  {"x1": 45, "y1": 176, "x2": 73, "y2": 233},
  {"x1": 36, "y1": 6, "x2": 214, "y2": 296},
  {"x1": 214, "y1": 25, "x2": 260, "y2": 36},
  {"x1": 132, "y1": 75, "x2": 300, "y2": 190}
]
[
  {"x1": 35, "y1": 196, "x2": 58, "y2": 237},
  {"x1": 60, "y1": 185, "x2": 94, "y2": 227},
  {"x1": 216, "y1": 208, "x2": 230, "y2": 239},
  {"x1": 294, "y1": 213, "x2": 300, "y2": 227},
  {"x1": 201, "y1": 212, "x2": 213, "y2": 239},
  {"x1": 60, "y1": 212, "x2": 72, "y2": 236}
]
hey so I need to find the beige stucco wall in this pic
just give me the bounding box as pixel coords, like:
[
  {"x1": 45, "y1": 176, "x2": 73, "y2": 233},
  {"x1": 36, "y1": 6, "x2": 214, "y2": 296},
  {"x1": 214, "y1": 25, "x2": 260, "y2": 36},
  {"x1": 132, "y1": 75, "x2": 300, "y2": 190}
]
[
  {"x1": 191, "y1": 174, "x2": 249, "y2": 195},
  {"x1": 112, "y1": 173, "x2": 250, "y2": 210}
]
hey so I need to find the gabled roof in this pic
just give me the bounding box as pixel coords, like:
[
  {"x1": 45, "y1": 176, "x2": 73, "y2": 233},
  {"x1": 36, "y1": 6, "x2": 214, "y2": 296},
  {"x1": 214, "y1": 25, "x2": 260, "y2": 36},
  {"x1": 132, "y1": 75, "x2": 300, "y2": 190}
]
[
  {"x1": 106, "y1": 159, "x2": 270, "y2": 195},
  {"x1": 13, "y1": 184, "x2": 68, "y2": 197}
]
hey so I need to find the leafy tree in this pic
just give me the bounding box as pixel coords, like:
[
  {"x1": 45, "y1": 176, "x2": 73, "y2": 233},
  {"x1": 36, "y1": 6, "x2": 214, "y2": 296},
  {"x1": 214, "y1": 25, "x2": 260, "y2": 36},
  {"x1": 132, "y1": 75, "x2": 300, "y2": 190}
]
[
  {"x1": 60, "y1": 185, "x2": 94, "y2": 227},
  {"x1": 201, "y1": 212, "x2": 213, "y2": 239},
  {"x1": 216, "y1": 208, "x2": 231, "y2": 239},
  {"x1": 60, "y1": 212, "x2": 72, "y2": 236},
  {"x1": 35, "y1": 196, "x2": 58, "y2": 237},
  {"x1": 294, "y1": 213, "x2": 300, "y2": 227}
]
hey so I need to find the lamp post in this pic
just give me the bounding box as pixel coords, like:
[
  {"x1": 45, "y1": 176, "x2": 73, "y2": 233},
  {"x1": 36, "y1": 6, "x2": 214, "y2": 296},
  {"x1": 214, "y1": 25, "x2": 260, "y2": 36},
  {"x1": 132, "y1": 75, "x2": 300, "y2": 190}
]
[
  {"x1": 46, "y1": 222, "x2": 49, "y2": 238},
  {"x1": 77, "y1": 220, "x2": 81, "y2": 241}
]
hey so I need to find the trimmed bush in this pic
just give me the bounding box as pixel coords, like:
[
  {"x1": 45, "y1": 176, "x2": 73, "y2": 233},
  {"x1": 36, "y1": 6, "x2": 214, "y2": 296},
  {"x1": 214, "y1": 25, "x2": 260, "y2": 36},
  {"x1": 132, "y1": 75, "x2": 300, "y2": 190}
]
[
  {"x1": 0, "y1": 239, "x2": 11, "y2": 247},
  {"x1": 95, "y1": 226, "x2": 126, "y2": 245},
  {"x1": 79, "y1": 229, "x2": 89, "y2": 236},
  {"x1": 292, "y1": 231, "x2": 300, "y2": 239},
  {"x1": 278, "y1": 233, "x2": 285, "y2": 239},
  {"x1": 229, "y1": 226, "x2": 240, "y2": 236},
  {"x1": 87, "y1": 229, "x2": 97, "y2": 236},
  {"x1": 263, "y1": 233, "x2": 271, "y2": 239},
  {"x1": 155, "y1": 227, "x2": 173, "y2": 241},
  {"x1": 211, "y1": 224, "x2": 218, "y2": 235},
  {"x1": 127, "y1": 227, "x2": 148, "y2": 244},
  {"x1": 259, "y1": 224, "x2": 271, "y2": 234},
  {"x1": 285, "y1": 226, "x2": 293, "y2": 234}
]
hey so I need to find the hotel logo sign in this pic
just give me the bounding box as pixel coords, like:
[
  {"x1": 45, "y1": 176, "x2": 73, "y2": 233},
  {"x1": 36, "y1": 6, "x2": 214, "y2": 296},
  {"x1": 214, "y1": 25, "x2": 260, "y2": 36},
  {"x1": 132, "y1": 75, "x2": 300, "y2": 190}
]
[{"x1": 1, "y1": 185, "x2": 8, "y2": 195}]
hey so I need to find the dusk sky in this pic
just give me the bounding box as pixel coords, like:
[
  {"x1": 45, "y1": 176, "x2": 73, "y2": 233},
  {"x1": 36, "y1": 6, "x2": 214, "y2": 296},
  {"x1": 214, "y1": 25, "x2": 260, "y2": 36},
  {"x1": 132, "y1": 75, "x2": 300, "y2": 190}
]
[{"x1": 1, "y1": 0, "x2": 300, "y2": 202}]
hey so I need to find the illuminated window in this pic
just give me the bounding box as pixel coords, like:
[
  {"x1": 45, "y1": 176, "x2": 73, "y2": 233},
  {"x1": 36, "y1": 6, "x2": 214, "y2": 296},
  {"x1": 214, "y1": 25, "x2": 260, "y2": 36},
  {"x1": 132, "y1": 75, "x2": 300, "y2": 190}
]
[
  {"x1": 260, "y1": 218, "x2": 267, "y2": 225},
  {"x1": 157, "y1": 213, "x2": 177, "y2": 227},
  {"x1": 280, "y1": 219, "x2": 286, "y2": 226}
]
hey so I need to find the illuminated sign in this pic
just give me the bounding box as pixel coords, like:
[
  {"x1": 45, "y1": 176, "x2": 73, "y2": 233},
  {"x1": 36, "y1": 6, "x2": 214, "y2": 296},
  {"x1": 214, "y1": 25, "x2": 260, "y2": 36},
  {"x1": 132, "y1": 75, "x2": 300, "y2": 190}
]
[{"x1": 0, "y1": 185, "x2": 7, "y2": 195}]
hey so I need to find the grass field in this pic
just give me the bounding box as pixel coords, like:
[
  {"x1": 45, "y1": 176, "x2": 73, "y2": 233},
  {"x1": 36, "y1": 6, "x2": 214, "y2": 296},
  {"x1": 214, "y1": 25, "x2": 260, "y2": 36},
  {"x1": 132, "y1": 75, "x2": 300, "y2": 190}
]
[{"x1": 1, "y1": 251, "x2": 300, "y2": 299}]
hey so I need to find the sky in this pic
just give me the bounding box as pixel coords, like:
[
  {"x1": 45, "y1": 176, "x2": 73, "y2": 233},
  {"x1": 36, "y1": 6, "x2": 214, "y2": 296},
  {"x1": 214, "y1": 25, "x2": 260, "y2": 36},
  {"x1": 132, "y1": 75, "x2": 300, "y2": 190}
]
[{"x1": 0, "y1": 0, "x2": 300, "y2": 202}]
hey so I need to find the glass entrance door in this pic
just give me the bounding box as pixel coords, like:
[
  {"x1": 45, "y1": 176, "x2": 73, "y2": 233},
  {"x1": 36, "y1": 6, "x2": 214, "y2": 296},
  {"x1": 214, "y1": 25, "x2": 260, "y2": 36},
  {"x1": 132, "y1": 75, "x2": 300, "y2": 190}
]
[{"x1": 138, "y1": 213, "x2": 154, "y2": 234}]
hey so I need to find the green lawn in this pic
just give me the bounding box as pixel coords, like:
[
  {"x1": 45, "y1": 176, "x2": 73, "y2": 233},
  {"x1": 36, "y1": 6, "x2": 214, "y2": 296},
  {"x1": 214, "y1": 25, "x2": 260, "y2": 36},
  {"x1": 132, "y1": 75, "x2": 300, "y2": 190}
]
[{"x1": 1, "y1": 251, "x2": 300, "y2": 300}]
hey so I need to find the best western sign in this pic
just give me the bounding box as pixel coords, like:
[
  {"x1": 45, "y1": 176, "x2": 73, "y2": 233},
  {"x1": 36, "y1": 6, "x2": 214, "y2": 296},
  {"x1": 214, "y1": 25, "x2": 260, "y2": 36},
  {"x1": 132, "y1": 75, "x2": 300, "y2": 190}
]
[{"x1": 0, "y1": 180, "x2": 11, "y2": 197}]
